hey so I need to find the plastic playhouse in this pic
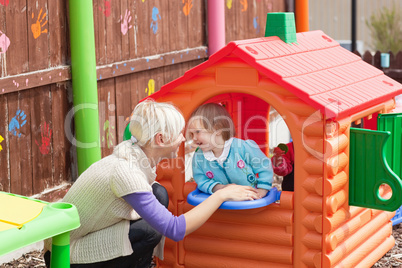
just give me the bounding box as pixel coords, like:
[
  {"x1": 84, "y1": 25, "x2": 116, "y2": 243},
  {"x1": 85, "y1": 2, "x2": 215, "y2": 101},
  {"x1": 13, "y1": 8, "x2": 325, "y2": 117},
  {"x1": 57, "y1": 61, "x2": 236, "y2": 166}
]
[
  {"x1": 0, "y1": 191, "x2": 80, "y2": 268},
  {"x1": 141, "y1": 12, "x2": 402, "y2": 268}
]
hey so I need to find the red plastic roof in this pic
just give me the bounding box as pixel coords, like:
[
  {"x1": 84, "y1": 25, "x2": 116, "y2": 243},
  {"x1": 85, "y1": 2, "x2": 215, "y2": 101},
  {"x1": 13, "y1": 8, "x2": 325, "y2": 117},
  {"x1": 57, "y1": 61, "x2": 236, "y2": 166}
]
[{"x1": 154, "y1": 30, "x2": 402, "y2": 119}]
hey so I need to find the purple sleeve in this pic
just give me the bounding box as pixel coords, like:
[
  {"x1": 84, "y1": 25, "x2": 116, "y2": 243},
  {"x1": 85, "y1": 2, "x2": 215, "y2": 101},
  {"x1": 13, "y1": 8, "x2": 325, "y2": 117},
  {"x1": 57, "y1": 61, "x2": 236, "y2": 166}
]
[{"x1": 123, "y1": 192, "x2": 186, "y2": 242}]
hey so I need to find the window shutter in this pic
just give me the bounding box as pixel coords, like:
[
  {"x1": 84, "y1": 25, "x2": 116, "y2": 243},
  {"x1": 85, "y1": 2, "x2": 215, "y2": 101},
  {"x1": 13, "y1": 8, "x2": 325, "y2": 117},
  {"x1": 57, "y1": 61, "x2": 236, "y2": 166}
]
[
  {"x1": 349, "y1": 127, "x2": 402, "y2": 211},
  {"x1": 378, "y1": 113, "x2": 402, "y2": 179}
]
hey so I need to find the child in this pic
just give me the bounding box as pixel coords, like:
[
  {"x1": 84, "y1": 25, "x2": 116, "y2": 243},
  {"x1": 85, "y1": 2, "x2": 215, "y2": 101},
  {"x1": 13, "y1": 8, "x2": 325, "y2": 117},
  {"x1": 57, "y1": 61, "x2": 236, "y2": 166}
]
[
  {"x1": 44, "y1": 100, "x2": 258, "y2": 268},
  {"x1": 187, "y1": 103, "x2": 273, "y2": 199},
  {"x1": 272, "y1": 142, "x2": 294, "y2": 191}
]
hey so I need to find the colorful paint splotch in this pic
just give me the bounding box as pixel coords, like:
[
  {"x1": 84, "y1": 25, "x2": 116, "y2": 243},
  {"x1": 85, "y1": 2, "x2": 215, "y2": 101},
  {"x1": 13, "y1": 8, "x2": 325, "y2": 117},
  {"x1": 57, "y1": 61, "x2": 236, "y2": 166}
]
[
  {"x1": 99, "y1": 0, "x2": 111, "y2": 17},
  {"x1": 253, "y1": 17, "x2": 260, "y2": 34},
  {"x1": 226, "y1": 0, "x2": 233, "y2": 9},
  {"x1": 31, "y1": 8, "x2": 48, "y2": 39},
  {"x1": 102, "y1": 120, "x2": 115, "y2": 149},
  {"x1": 267, "y1": 2, "x2": 273, "y2": 11},
  {"x1": 0, "y1": 135, "x2": 3, "y2": 151},
  {"x1": 0, "y1": 0, "x2": 9, "y2": 6},
  {"x1": 0, "y1": 30, "x2": 10, "y2": 54},
  {"x1": 150, "y1": 7, "x2": 161, "y2": 34},
  {"x1": 240, "y1": 0, "x2": 248, "y2": 12},
  {"x1": 9, "y1": 109, "x2": 27, "y2": 138},
  {"x1": 35, "y1": 122, "x2": 52, "y2": 155},
  {"x1": 145, "y1": 79, "x2": 155, "y2": 96},
  {"x1": 182, "y1": 0, "x2": 193, "y2": 16},
  {"x1": 121, "y1": 9, "x2": 133, "y2": 35}
]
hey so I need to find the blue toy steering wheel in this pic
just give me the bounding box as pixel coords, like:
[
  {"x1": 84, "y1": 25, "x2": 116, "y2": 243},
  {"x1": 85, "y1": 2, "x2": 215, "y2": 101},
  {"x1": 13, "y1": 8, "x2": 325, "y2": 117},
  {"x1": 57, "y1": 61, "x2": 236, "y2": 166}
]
[{"x1": 187, "y1": 187, "x2": 281, "y2": 210}]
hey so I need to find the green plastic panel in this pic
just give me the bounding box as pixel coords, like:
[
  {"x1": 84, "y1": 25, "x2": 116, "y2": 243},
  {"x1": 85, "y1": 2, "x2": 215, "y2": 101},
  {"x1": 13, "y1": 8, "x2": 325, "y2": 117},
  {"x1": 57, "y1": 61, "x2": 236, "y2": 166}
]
[
  {"x1": 349, "y1": 128, "x2": 402, "y2": 211},
  {"x1": 378, "y1": 113, "x2": 402, "y2": 179}
]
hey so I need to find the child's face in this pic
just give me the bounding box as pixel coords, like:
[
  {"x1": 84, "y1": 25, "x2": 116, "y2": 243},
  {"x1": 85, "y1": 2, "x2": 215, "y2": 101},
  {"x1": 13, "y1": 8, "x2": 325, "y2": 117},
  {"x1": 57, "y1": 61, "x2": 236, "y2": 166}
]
[{"x1": 187, "y1": 119, "x2": 216, "y2": 152}]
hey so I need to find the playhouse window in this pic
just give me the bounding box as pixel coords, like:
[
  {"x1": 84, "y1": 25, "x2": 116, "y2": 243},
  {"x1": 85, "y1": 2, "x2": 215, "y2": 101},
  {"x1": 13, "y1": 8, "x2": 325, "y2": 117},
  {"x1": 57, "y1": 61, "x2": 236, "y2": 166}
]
[
  {"x1": 185, "y1": 94, "x2": 293, "y2": 209},
  {"x1": 351, "y1": 118, "x2": 364, "y2": 128}
]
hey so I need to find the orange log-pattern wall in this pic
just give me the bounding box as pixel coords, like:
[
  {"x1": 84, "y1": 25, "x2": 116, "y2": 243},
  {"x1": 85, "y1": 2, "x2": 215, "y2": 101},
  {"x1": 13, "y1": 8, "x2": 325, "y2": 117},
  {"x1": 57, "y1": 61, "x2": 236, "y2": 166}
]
[{"x1": 321, "y1": 100, "x2": 397, "y2": 268}]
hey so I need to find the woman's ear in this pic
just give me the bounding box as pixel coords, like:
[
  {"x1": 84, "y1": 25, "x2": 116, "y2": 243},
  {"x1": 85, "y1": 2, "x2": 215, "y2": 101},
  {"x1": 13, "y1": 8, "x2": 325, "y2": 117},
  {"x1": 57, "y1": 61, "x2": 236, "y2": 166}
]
[{"x1": 154, "y1": 133, "x2": 165, "y2": 146}]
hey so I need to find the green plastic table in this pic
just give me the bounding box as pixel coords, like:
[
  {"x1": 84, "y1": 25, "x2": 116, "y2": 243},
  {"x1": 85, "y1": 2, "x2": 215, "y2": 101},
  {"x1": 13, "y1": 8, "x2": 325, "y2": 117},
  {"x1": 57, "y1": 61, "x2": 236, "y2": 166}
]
[{"x1": 0, "y1": 191, "x2": 80, "y2": 267}]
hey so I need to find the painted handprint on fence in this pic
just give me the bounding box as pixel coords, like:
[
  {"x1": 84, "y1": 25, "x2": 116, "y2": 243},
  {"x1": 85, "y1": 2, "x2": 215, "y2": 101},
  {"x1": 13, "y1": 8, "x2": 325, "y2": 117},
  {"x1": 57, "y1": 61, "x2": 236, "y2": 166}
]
[
  {"x1": 0, "y1": 0, "x2": 9, "y2": 6},
  {"x1": 267, "y1": 2, "x2": 273, "y2": 11},
  {"x1": 226, "y1": 0, "x2": 233, "y2": 9},
  {"x1": 121, "y1": 9, "x2": 133, "y2": 35},
  {"x1": 253, "y1": 17, "x2": 260, "y2": 34},
  {"x1": 150, "y1": 7, "x2": 161, "y2": 34},
  {"x1": 240, "y1": 0, "x2": 248, "y2": 12},
  {"x1": 9, "y1": 109, "x2": 27, "y2": 138},
  {"x1": 182, "y1": 0, "x2": 193, "y2": 16},
  {"x1": 31, "y1": 8, "x2": 48, "y2": 39},
  {"x1": 145, "y1": 79, "x2": 155, "y2": 96},
  {"x1": 99, "y1": 0, "x2": 111, "y2": 17},
  {"x1": 0, "y1": 135, "x2": 4, "y2": 151},
  {"x1": 35, "y1": 122, "x2": 52, "y2": 155},
  {"x1": 102, "y1": 120, "x2": 114, "y2": 148},
  {"x1": 0, "y1": 31, "x2": 10, "y2": 54}
]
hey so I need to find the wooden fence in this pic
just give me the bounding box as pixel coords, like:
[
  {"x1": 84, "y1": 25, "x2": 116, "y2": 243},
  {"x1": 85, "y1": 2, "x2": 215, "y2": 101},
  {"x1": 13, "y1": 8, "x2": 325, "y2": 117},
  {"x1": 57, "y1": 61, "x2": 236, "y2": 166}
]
[
  {"x1": 356, "y1": 50, "x2": 402, "y2": 84},
  {"x1": 0, "y1": 0, "x2": 285, "y2": 199}
]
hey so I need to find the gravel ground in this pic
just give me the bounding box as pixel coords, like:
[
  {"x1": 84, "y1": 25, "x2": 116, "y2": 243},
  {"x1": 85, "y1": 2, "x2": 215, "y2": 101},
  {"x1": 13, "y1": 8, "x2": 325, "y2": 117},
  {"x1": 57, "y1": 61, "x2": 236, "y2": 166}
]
[
  {"x1": 0, "y1": 251, "x2": 45, "y2": 268},
  {"x1": 0, "y1": 251, "x2": 160, "y2": 268},
  {"x1": 1, "y1": 225, "x2": 401, "y2": 268}
]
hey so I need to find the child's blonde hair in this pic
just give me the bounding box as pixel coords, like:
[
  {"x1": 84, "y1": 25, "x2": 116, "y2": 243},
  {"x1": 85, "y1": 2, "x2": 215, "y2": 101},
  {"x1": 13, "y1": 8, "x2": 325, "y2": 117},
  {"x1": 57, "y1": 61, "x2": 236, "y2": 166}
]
[
  {"x1": 189, "y1": 103, "x2": 235, "y2": 141},
  {"x1": 130, "y1": 99, "x2": 185, "y2": 146}
]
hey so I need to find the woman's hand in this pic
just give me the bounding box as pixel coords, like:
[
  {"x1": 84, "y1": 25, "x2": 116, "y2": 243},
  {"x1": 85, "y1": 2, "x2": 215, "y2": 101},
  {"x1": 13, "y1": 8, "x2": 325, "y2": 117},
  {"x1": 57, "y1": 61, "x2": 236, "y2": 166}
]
[{"x1": 215, "y1": 184, "x2": 258, "y2": 201}]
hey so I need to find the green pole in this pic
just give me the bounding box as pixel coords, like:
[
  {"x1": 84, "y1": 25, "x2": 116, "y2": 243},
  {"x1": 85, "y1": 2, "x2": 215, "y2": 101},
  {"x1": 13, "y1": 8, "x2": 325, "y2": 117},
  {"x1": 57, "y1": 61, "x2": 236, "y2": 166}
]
[
  {"x1": 50, "y1": 232, "x2": 71, "y2": 268},
  {"x1": 68, "y1": 0, "x2": 101, "y2": 175}
]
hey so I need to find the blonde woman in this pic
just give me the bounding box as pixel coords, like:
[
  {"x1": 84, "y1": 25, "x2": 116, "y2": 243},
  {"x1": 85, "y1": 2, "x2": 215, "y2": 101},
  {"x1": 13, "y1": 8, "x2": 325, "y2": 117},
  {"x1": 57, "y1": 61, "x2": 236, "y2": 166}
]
[{"x1": 44, "y1": 100, "x2": 257, "y2": 268}]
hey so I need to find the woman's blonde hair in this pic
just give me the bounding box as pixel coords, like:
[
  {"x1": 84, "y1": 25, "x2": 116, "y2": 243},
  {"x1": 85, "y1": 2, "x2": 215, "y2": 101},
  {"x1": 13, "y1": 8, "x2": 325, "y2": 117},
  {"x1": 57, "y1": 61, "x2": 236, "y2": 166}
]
[
  {"x1": 188, "y1": 103, "x2": 235, "y2": 141},
  {"x1": 129, "y1": 99, "x2": 185, "y2": 147}
]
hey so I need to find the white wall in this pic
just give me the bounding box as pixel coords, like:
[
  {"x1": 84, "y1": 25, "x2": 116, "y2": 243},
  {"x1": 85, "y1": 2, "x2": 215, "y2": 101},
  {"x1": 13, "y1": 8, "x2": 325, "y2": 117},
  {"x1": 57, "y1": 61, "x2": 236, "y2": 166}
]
[{"x1": 309, "y1": 0, "x2": 402, "y2": 53}]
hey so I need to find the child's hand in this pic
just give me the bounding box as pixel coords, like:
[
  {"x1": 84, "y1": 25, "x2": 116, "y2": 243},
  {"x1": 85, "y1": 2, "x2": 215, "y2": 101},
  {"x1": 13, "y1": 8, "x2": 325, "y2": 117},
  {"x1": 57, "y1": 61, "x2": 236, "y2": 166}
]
[
  {"x1": 256, "y1": 188, "x2": 268, "y2": 199},
  {"x1": 216, "y1": 185, "x2": 258, "y2": 201},
  {"x1": 185, "y1": 140, "x2": 197, "y2": 154}
]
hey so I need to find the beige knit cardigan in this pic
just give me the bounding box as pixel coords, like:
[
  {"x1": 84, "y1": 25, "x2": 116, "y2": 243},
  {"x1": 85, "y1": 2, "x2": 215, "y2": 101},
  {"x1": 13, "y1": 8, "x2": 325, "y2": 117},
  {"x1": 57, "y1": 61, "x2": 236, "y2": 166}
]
[{"x1": 45, "y1": 141, "x2": 164, "y2": 264}]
